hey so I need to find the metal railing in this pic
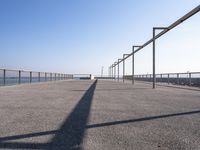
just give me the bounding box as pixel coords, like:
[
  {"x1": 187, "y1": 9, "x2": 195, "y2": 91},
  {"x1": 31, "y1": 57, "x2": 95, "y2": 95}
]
[
  {"x1": 108, "y1": 5, "x2": 200, "y2": 88},
  {"x1": 0, "y1": 69, "x2": 73, "y2": 86},
  {"x1": 125, "y1": 72, "x2": 200, "y2": 87}
]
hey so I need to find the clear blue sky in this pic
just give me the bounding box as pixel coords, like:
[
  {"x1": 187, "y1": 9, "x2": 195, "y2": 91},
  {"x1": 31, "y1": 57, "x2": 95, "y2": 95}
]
[{"x1": 0, "y1": 0, "x2": 199, "y2": 75}]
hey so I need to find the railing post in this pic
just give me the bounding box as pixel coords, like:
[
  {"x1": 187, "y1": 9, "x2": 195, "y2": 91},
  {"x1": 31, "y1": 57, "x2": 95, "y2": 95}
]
[
  {"x1": 112, "y1": 65, "x2": 114, "y2": 80},
  {"x1": 30, "y1": 72, "x2": 32, "y2": 83},
  {"x1": 189, "y1": 73, "x2": 191, "y2": 86},
  {"x1": 161, "y1": 74, "x2": 162, "y2": 83},
  {"x1": 153, "y1": 28, "x2": 156, "y2": 88},
  {"x1": 18, "y1": 70, "x2": 21, "y2": 84},
  {"x1": 123, "y1": 55, "x2": 128, "y2": 83},
  {"x1": 132, "y1": 46, "x2": 142, "y2": 84},
  {"x1": 168, "y1": 74, "x2": 169, "y2": 84},
  {"x1": 132, "y1": 46, "x2": 134, "y2": 84},
  {"x1": 45, "y1": 72, "x2": 47, "y2": 81},
  {"x1": 123, "y1": 58, "x2": 125, "y2": 83},
  {"x1": 38, "y1": 72, "x2": 40, "y2": 82},
  {"x1": 114, "y1": 64, "x2": 116, "y2": 81},
  {"x1": 177, "y1": 73, "x2": 179, "y2": 85},
  {"x1": 3, "y1": 69, "x2": 6, "y2": 86},
  {"x1": 118, "y1": 62, "x2": 119, "y2": 82},
  {"x1": 152, "y1": 27, "x2": 168, "y2": 88}
]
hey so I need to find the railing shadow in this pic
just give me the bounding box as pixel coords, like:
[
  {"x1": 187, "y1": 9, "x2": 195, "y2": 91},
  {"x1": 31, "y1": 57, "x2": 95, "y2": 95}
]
[
  {"x1": 0, "y1": 80, "x2": 199, "y2": 149},
  {"x1": 0, "y1": 80, "x2": 97, "y2": 150},
  {"x1": 47, "y1": 79, "x2": 97, "y2": 150},
  {"x1": 86, "y1": 110, "x2": 200, "y2": 129}
]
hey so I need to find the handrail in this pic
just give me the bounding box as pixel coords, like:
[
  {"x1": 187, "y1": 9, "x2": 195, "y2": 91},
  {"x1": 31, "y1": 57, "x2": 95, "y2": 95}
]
[
  {"x1": 0, "y1": 68, "x2": 73, "y2": 86},
  {"x1": 116, "y1": 5, "x2": 200, "y2": 65}
]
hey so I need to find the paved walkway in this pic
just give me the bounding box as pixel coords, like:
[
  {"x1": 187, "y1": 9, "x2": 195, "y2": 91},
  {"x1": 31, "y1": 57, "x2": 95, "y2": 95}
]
[{"x1": 0, "y1": 80, "x2": 200, "y2": 150}]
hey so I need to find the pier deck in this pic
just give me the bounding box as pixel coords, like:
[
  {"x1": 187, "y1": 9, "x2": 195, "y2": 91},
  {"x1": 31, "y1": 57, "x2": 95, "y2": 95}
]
[{"x1": 0, "y1": 80, "x2": 200, "y2": 150}]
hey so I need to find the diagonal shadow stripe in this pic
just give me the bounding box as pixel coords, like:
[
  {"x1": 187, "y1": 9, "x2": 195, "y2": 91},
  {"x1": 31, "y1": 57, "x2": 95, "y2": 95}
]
[
  {"x1": 0, "y1": 80, "x2": 97, "y2": 150},
  {"x1": 0, "y1": 142, "x2": 47, "y2": 150},
  {"x1": 0, "y1": 80, "x2": 199, "y2": 149},
  {"x1": 47, "y1": 79, "x2": 97, "y2": 150},
  {"x1": 86, "y1": 110, "x2": 200, "y2": 128},
  {"x1": 0, "y1": 130, "x2": 57, "y2": 142},
  {"x1": 1, "y1": 109, "x2": 200, "y2": 146}
]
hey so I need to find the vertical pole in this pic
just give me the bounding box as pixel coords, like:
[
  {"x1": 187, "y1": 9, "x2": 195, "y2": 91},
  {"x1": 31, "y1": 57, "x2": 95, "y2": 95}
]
[
  {"x1": 189, "y1": 73, "x2": 191, "y2": 86},
  {"x1": 108, "y1": 67, "x2": 109, "y2": 77},
  {"x1": 117, "y1": 62, "x2": 119, "y2": 82},
  {"x1": 112, "y1": 66, "x2": 113, "y2": 80},
  {"x1": 153, "y1": 28, "x2": 156, "y2": 89},
  {"x1": 123, "y1": 56, "x2": 125, "y2": 83},
  {"x1": 110, "y1": 67, "x2": 111, "y2": 78},
  {"x1": 114, "y1": 65, "x2": 116, "y2": 81},
  {"x1": 177, "y1": 73, "x2": 179, "y2": 85},
  {"x1": 109, "y1": 67, "x2": 111, "y2": 78},
  {"x1": 18, "y1": 70, "x2": 21, "y2": 84},
  {"x1": 30, "y1": 72, "x2": 32, "y2": 83},
  {"x1": 45, "y1": 72, "x2": 47, "y2": 81},
  {"x1": 3, "y1": 69, "x2": 6, "y2": 86},
  {"x1": 55, "y1": 73, "x2": 56, "y2": 80},
  {"x1": 132, "y1": 46, "x2": 134, "y2": 84},
  {"x1": 168, "y1": 74, "x2": 170, "y2": 84},
  {"x1": 38, "y1": 72, "x2": 40, "y2": 82}
]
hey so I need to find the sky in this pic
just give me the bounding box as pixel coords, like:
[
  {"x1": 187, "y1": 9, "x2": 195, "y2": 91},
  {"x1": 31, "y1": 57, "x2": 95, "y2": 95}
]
[{"x1": 0, "y1": 0, "x2": 199, "y2": 75}]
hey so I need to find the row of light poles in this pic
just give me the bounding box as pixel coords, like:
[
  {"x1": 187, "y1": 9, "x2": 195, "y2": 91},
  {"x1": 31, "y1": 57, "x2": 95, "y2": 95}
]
[{"x1": 108, "y1": 5, "x2": 200, "y2": 89}]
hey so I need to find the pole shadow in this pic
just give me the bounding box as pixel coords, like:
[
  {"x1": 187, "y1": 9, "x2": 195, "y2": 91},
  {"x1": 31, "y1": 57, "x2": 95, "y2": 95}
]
[{"x1": 0, "y1": 80, "x2": 98, "y2": 150}]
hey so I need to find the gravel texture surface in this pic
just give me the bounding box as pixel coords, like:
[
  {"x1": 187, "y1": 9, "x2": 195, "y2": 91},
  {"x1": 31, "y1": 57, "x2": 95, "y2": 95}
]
[{"x1": 0, "y1": 80, "x2": 200, "y2": 150}]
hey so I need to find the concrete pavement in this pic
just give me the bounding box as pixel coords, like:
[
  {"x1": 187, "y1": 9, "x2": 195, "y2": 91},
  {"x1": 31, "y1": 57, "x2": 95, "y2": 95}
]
[{"x1": 0, "y1": 80, "x2": 200, "y2": 150}]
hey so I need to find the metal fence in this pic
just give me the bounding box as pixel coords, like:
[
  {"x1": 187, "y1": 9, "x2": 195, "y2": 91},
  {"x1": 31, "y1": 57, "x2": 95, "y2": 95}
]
[
  {"x1": 0, "y1": 69, "x2": 73, "y2": 86},
  {"x1": 125, "y1": 72, "x2": 200, "y2": 87},
  {"x1": 109, "y1": 5, "x2": 200, "y2": 88}
]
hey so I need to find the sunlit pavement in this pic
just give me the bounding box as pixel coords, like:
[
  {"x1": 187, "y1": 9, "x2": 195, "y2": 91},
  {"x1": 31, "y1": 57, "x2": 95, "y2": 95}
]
[{"x1": 0, "y1": 80, "x2": 200, "y2": 150}]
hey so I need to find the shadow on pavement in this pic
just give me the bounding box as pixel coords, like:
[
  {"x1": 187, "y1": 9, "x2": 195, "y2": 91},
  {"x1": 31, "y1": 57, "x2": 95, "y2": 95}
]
[
  {"x1": 0, "y1": 80, "x2": 98, "y2": 150},
  {"x1": 86, "y1": 110, "x2": 200, "y2": 128},
  {"x1": 1, "y1": 80, "x2": 200, "y2": 149}
]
